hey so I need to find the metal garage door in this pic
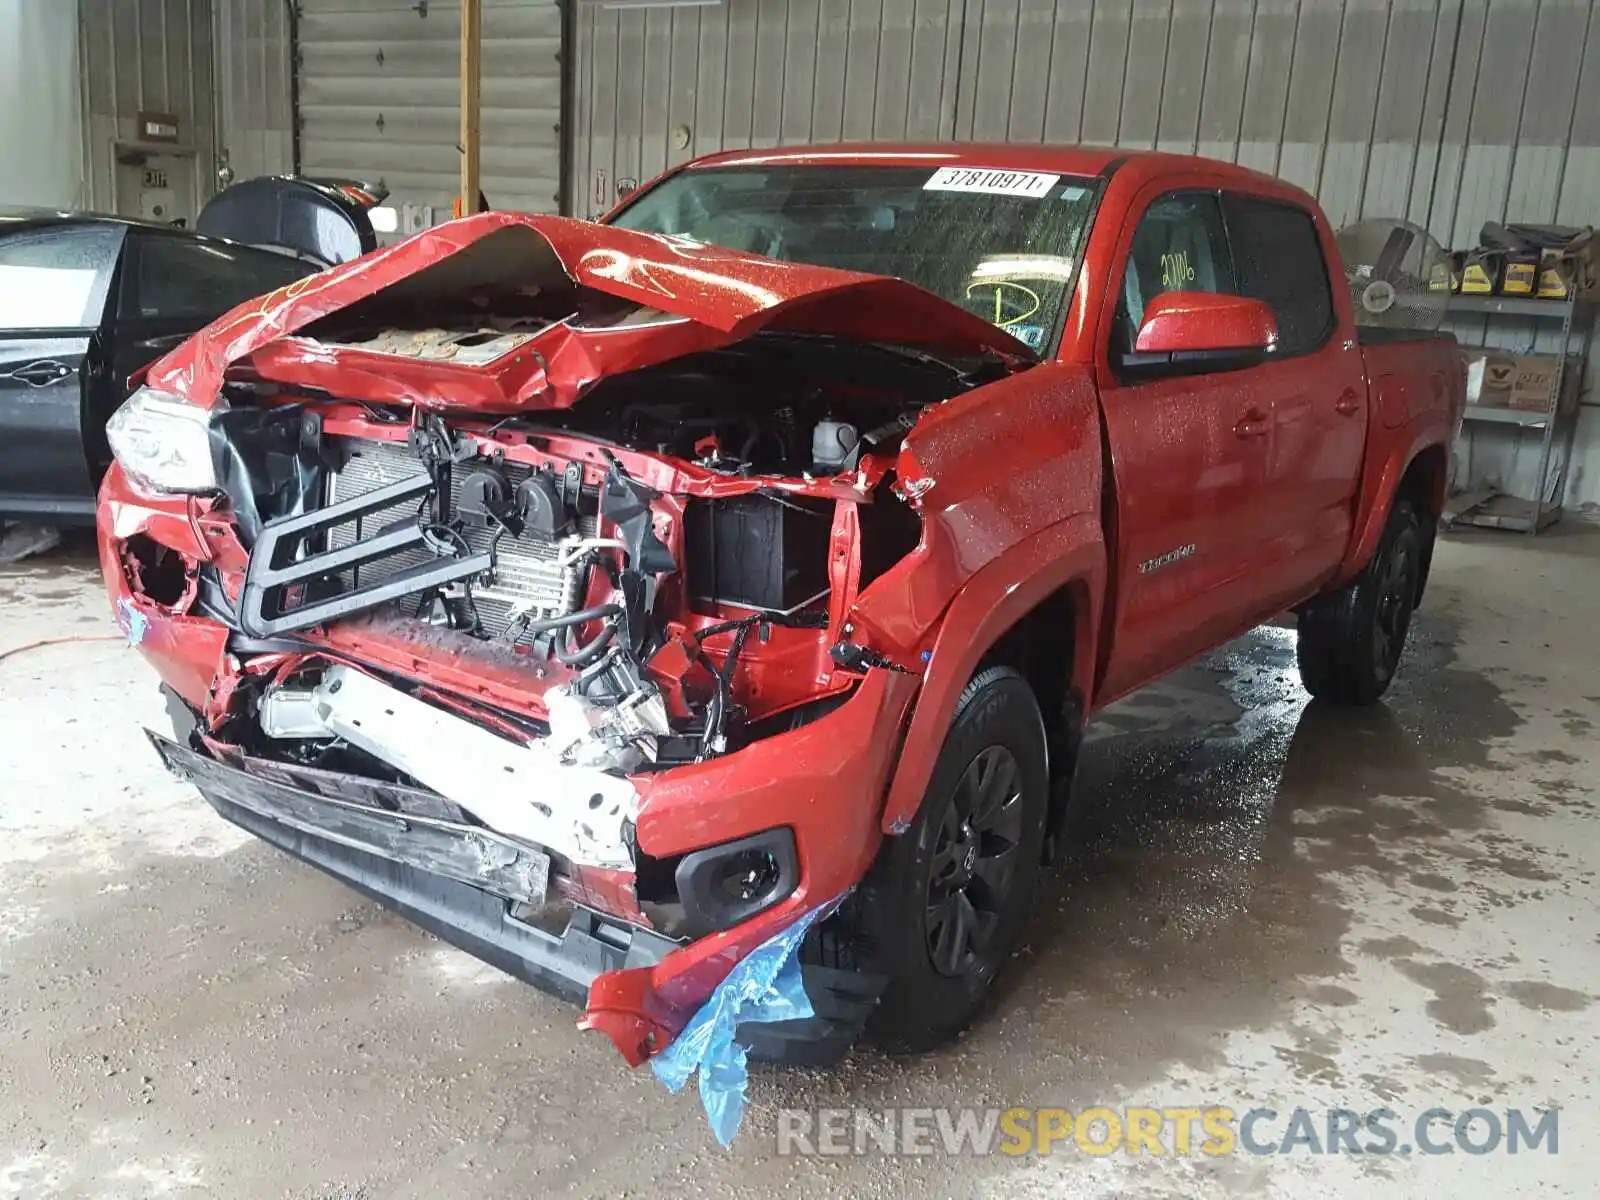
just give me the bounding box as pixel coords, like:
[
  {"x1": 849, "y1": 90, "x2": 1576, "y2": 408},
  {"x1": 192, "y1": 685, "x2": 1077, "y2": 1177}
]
[
  {"x1": 571, "y1": 0, "x2": 966, "y2": 220},
  {"x1": 297, "y1": 0, "x2": 564, "y2": 218}
]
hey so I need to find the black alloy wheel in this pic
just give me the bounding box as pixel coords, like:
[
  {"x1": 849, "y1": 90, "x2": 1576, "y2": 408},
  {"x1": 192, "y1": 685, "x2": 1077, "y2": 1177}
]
[
  {"x1": 1296, "y1": 498, "x2": 1428, "y2": 705},
  {"x1": 924, "y1": 745, "x2": 1026, "y2": 979},
  {"x1": 1371, "y1": 531, "x2": 1417, "y2": 682},
  {"x1": 847, "y1": 665, "x2": 1051, "y2": 1054}
]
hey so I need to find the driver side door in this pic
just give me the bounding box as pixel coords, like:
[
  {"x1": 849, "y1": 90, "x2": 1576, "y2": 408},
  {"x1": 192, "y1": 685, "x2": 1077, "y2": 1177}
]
[
  {"x1": 110, "y1": 229, "x2": 318, "y2": 393},
  {"x1": 0, "y1": 224, "x2": 124, "y2": 522},
  {"x1": 1093, "y1": 186, "x2": 1287, "y2": 702}
]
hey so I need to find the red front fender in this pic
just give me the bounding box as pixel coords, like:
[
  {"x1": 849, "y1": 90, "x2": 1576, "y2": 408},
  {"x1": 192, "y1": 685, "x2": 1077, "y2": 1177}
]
[{"x1": 878, "y1": 513, "x2": 1105, "y2": 835}]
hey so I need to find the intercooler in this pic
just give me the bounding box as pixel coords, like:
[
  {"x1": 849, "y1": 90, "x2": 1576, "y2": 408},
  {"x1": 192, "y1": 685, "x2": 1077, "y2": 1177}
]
[{"x1": 324, "y1": 438, "x2": 597, "y2": 640}]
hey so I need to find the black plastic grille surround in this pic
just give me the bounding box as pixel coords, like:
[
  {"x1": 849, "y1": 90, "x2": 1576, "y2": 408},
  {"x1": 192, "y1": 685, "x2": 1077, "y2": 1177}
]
[{"x1": 238, "y1": 471, "x2": 493, "y2": 638}]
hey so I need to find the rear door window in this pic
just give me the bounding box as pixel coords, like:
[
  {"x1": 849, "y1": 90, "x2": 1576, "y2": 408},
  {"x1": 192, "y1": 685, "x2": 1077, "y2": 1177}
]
[
  {"x1": 1115, "y1": 191, "x2": 1236, "y2": 356},
  {"x1": 126, "y1": 232, "x2": 314, "y2": 322},
  {"x1": 1222, "y1": 195, "x2": 1336, "y2": 357},
  {"x1": 0, "y1": 226, "x2": 122, "y2": 330}
]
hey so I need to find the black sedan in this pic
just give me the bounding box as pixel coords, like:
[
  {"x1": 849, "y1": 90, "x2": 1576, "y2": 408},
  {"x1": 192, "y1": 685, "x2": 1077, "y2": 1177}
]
[
  {"x1": 0, "y1": 212, "x2": 316, "y2": 526},
  {"x1": 0, "y1": 176, "x2": 387, "y2": 531}
]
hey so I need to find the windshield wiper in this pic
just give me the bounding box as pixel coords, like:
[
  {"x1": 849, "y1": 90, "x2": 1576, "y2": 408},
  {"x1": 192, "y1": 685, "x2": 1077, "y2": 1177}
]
[{"x1": 752, "y1": 329, "x2": 1009, "y2": 383}]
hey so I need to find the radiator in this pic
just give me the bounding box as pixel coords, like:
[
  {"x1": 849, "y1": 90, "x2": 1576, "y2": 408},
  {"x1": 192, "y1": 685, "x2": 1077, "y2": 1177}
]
[{"x1": 325, "y1": 437, "x2": 595, "y2": 640}]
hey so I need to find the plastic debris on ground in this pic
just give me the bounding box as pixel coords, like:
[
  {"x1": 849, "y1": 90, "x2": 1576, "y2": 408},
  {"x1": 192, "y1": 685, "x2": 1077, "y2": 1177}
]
[
  {"x1": 651, "y1": 896, "x2": 844, "y2": 1146},
  {"x1": 0, "y1": 522, "x2": 62, "y2": 565}
]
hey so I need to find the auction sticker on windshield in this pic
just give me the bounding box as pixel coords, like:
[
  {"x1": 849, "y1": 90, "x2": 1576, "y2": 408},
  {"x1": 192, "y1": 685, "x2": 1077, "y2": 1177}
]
[{"x1": 923, "y1": 167, "x2": 1060, "y2": 198}]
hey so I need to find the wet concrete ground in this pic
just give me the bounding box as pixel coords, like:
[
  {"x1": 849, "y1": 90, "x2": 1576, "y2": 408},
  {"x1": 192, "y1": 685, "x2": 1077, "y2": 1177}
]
[{"x1": 1, "y1": 527, "x2": 1597, "y2": 1198}]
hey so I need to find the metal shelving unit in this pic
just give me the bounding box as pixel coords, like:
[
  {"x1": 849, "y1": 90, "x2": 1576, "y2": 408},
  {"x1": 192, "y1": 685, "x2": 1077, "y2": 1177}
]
[
  {"x1": 1445, "y1": 292, "x2": 1591, "y2": 535},
  {"x1": 1449, "y1": 294, "x2": 1582, "y2": 318}
]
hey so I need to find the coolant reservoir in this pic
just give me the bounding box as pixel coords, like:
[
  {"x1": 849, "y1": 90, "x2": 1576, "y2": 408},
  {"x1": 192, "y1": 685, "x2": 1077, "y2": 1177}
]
[{"x1": 811, "y1": 419, "x2": 861, "y2": 474}]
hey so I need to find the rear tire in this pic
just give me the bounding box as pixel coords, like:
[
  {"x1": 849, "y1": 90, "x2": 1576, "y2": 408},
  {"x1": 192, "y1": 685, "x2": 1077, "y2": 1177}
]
[
  {"x1": 855, "y1": 666, "x2": 1049, "y2": 1054},
  {"x1": 1296, "y1": 499, "x2": 1426, "y2": 705}
]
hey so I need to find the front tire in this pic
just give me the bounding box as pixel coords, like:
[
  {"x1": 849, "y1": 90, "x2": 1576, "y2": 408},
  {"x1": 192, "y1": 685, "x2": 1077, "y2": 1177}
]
[
  {"x1": 1296, "y1": 499, "x2": 1426, "y2": 705},
  {"x1": 856, "y1": 666, "x2": 1050, "y2": 1054}
]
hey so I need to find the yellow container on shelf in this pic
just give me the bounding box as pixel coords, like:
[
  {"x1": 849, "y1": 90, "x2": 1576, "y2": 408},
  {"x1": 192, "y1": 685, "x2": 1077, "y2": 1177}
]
[
  {"x1": 1537, "y1": 250, "x2": 1574, "y2": 299},
  {"x1": 1461, "y1": 250, "x2": 1500, "y2": 294},
  {"x1": 1500, "y1": 251, "x2": 1539, "y2": 295}
]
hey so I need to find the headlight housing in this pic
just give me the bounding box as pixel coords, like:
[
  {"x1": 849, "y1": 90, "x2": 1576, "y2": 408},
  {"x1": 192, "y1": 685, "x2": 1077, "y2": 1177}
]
[{"x1": 106, "y1": 387, "x2": 222, "y2": 495}]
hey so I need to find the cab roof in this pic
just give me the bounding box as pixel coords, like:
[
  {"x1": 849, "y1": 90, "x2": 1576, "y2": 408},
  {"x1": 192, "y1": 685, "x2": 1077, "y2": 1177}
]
[{"x1": 678, "y1": 142, "x2": 1311, "y2": 203}]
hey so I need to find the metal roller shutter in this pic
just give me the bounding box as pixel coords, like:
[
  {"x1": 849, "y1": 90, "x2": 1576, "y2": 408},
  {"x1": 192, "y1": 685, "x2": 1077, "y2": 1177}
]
[{"x1": 296, "y1": 0, "x2": 563, "y2": 218}]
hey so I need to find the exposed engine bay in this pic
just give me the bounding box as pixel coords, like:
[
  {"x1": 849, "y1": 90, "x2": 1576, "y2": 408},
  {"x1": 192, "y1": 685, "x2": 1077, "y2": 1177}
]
[{"x1": 212, "y1": 333, "x2": 962, "y2": 812}]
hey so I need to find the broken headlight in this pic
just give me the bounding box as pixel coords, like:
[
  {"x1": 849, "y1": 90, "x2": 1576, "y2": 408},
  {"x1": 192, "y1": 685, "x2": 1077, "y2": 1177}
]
[{"x1": 107, "y1": 387, "x2": 222, "y2": 495}]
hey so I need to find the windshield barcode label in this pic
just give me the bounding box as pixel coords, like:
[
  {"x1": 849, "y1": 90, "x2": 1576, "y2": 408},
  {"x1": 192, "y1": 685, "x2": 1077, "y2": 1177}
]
[{"x1": 923, "y1": 168, "x2": 1060, "y2": 198}]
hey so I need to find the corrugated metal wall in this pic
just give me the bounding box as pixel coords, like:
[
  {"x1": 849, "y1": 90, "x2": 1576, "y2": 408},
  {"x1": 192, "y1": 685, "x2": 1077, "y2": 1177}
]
[
  {"x1": 572, "y1": 0, "x2": 967, "y2": 218},
  {"x1": 572, "y1": 0, "x2": 1600, "y2": 513},
  {"x1": 950, "y1": 0, "x2": 1600, "y2": 247},
  {"x1": 296, "y1": 0, "x2": 564, "y2": 216},
  {"x1": 215, "y1": 0, "x2": 296, "y2": 183},
  {"x1": 202, "y1": 0, "x2": 1600, "y2": 510},
  {"x1": 574, "y1": 0, "x2": 1600, "y2": 240},
  {"x1": 79, "y1": 0, "x2": 216, "y2": 216},
  {"x1": 3, "y1": 0, "x2": 83, "y2": 208},
  {"x1": 208, "y1": 0, "x2": 1600, "y2": 239}
]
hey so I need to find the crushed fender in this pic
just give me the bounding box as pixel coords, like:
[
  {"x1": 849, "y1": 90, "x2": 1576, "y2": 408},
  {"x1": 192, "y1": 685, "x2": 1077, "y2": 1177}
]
[{"x1": 650, "y1": 897, "x2": 843, "y2": 1145}]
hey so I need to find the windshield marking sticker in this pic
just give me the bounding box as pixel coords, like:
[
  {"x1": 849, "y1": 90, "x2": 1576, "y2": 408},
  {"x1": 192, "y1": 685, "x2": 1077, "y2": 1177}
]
[{"x1": 923, "y1": 167, "x2": 1060, "y2": 198}]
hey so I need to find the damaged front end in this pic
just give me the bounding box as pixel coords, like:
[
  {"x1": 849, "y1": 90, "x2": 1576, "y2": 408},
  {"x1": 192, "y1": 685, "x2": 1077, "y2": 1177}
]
[{"x1": 97, "y1": 212, "x2": 1031, "y2": 1067}]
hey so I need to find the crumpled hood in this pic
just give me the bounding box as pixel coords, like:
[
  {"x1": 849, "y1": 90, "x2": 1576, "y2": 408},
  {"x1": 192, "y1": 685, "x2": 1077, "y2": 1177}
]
[{"x1": 145, "y1": 211, "x2": 1035, "y2": 412}]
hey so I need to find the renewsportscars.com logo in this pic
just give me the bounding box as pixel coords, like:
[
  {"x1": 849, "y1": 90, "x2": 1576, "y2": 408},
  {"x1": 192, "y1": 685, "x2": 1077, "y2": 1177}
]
[{"x1": 775, "y1": 1106, "x2": 1561, "y2": 1158}]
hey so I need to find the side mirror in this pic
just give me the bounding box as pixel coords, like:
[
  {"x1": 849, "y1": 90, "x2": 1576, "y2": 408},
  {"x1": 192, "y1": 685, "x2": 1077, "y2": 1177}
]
[{"x1": 1128, "y1": 292, "x2": 1278, "y2": 371}]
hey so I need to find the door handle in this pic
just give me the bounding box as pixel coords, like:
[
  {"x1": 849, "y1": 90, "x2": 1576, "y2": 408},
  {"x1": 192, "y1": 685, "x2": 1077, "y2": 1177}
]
[
  {"x1": 1334, "y1": 388, "x2": 1362, "y2": 416},
  {"x1": 1233, "y1": 408, "x2": 1270, "y2": 439},
  {"x1": 4, "y1": 360, "x2": 76, "y2": 388}
]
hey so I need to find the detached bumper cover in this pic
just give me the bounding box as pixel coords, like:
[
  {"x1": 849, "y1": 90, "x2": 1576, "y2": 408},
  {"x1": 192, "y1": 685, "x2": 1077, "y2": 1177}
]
[{"x1": 149, "y1": 730, "x2": 883, "y2": 1064}]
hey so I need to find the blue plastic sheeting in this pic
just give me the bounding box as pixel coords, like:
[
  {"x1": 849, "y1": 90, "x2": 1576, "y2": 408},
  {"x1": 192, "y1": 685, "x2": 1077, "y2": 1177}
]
[
  {"x1": 651, "y1": 897, "x2": 842, "y2": 1145},
  {"x1": 117, "y1": 597, "x2": 149, "y2": 646}
]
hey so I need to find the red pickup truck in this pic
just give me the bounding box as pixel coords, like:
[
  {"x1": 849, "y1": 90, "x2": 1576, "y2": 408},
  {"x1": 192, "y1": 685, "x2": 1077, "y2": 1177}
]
[{"x1": 96, "y1": 145, "x2": 1463, "y2": 1070}]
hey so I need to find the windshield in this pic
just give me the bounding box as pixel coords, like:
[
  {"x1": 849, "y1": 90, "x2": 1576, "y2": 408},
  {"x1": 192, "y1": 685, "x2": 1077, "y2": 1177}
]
[{"x1": 609, "y1": 164, "x2": 1097, "y2": 354}]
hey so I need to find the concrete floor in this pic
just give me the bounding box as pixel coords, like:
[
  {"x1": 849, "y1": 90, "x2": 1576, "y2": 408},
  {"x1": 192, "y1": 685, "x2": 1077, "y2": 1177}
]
[{"x1": 1, "y1": 526, "x2": 1596, "y2": 1199}]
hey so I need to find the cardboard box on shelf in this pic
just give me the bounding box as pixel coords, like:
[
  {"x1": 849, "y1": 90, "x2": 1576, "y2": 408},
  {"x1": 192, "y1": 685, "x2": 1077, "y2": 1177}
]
[
  {"x1": 1464, "y1": 354, "x2": 1487, "y2": 405},
  {"x1": 1466, "y1": 351, "x2": 1582, "y2": 413}
]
